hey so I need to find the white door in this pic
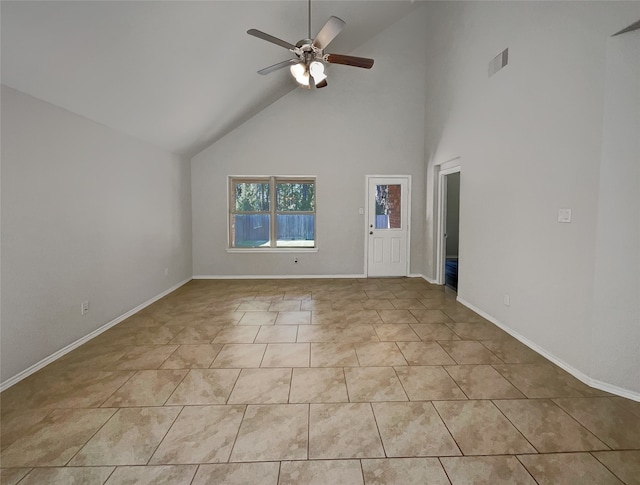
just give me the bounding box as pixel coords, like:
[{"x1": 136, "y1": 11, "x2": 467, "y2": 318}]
[{"x1": 366, "y1": 176, "x2": 410, "y2": 277}]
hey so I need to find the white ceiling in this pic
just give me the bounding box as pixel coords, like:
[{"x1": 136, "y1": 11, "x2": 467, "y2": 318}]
[{"x1": 1, "y1": 0, "x2": 423, "y2": 157}]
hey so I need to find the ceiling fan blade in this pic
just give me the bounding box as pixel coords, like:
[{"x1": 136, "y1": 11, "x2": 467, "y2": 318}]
[
  {"x1": 247, "y1": 29, "x2": 296, "y2": 51},
  {"x1": 257, "y1": 59, "x2": 298, "y2": 75},
  {"x1": 325, "y1": 53, "x2": 374, "y2": 69},
  {"x1": 312, "y1": 16, "x2": 346, "y2": 50}
]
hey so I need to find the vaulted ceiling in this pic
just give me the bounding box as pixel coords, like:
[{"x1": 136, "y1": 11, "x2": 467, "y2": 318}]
[{"x1": 1, "y1": 1, "x2": 423, "y2": 157}]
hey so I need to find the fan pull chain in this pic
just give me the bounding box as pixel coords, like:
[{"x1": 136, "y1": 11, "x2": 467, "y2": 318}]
[{"x1": 308, "y1": 0, "x2": 311, "y2": 39}]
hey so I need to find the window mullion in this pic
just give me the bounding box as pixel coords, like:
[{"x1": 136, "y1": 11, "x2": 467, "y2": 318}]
[{"x1": 270, "y1": 176, "x2": 277, "y2": 248}]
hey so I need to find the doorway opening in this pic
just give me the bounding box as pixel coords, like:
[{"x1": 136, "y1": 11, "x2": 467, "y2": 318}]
[{"x1": 436, "y1": 163, "x2": 460, "y2": 289}]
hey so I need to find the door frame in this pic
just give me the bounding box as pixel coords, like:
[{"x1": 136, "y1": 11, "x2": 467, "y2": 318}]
[
  {"x1": 436, "y1": 162, "x2": 460, "y2": 285},
  {"x1": 364, "y1": 175, "x2": 412, "y2": 277}
]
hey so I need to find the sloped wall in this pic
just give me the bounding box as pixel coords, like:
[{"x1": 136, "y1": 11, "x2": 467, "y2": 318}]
[{"x1": 191, "y1": 7, "x2": 429, "y2": 277}]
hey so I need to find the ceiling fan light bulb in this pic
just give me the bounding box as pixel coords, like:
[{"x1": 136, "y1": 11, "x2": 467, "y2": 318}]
[
  {"x1": 290, "y1": 63, "x2": 310, "y2": 85},
  {"x1": 309, "y1": 61, "x2": 327, "y2": 83}
]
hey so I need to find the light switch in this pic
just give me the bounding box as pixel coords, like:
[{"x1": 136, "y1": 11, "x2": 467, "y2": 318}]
[
  {"x1": 558, "y1": 209, "x2": 572, "y2": 223},
  {"x1": 358, "y1": 208, "x2": 364, "y2": 215}
]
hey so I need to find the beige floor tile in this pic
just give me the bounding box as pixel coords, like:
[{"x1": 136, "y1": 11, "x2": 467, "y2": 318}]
[
  {"x1": 553, "y1": 397, "x2": 640, "y2": 449},
  {"x1": 311, "y1": 310, "x2": 381, "y2": 325},
  {"x1": 105, "y1": 465, "x2": 197, "y2": 485},
  {"x1": 237, "y1": 301, "x2": 272, "y2": 311},
  {"x1": 192, "y1": 463, "x2": 280, "y2": 485},
  {"x1": 254, "y1": 325, "x2": 298, "y2": 343},
  {"x1": 442, "y1": 307, "x2": 487, "y2": 323},
  {"x1": 494, "y1": 399, "x2": 607, "y2": 452},
  {"x1": 0, "y1": 468, "x2": 31, "y2": 485},
  {"x1": 230, "y1": 404, "x2": 308, "y2": 461},
  {"x1": 395, "y1": 366, "x2": 466, "y2": 401},
  {"x1": 373, "y1": 324, "x2": 420, "y2": 341},
  {"x1": 276, "y1": 311, "x2": 311, "y2": 325},
  {"x1": 227, "y1": 368, "x2": 292, "y2": 404},
  {"x1": 269, "y1": 300, "x2": 302, "y2": 312},
  {"x1": 310, "y1": 343, "x2": 359, "y2": 367},
  {"x1": 364, "y1": 290, "x2": 396, "y2": 300},
  {"x1": 160, "y1": 344, "x2": 223, "y2": 369},
  {"x1": 165, "y1": 369, "x2": 240, "y2": 405},
  {"x1": 377, "y1": 310, "x2": 419, "y2": 324},
  {"x1": 494, "y1": 363, "x2": 610, "y2": 398},
  {"x1": 309, "y1": 403, "x2": 384, "y2": 459},
  {"x1": 0, "y1": 408, "x2": 115, "y2": 467},
  {"x1": 354, "y1": 342, "x2": 407, "y2": 366},
  {"x1": 204, "y1": 311, "x2": 244, "y2": 325},
  {"x1": 112, "y1": 345, "x2": 179, "y2": 370},
  {"x1": 390, "y1": 298, "x2": 427, "y2": 310},
  {"x1": 361, "y1": 458, "x2": 450, "y2": 485},
  {"x1": 0, "y1": 408, "x2": 54, "y2": 451},
  {"x1": 0, "y1": 369, "x2": 132, "y2": 411},
  {"x1": 480, "y1": 339, "x2": 546, "y2": 363},
  {"x1": 101, "y1": 370, "x2": 186, "y2": 407},
  {"x1": 397, "y1": 341, "x2": 456, "y2": 365},
  {"x1": 297, "y1": 325, "x2": 379, "y2": 343},
  {"x1": 409, "y1": 309, "x2": 453, "y2": 324},
  {"x1": 332, "y1": 300, "x2": 366, "y2": 311},
  {"x1": 302, "y1": 300, "x2": 333, "y2": 312},
  {"x1": 410, "y1": 323, "x2": 460, "y2": 341},
  {"x1": 210, "y1": 343, "x2": 267, "y2": 368},
  {"x1": 434, "y1": 400, "x2": 537, "y2": 455},
  {"x1": 169, "y1": 325, "x2": 223, "y2": 344},
  {"x1": 344, "y1": 367, "x2": 407, "y2": 402},
  {"x1": 212, "y1": 326, "x2": 260, "y2": 343},
  {"x1": 373, "y1": 402, "x2": 460, "y2": 457},
  {"x1": 69, "y1": 407, "x2": 181, "y2": 465},
  {"x1": 261, "y1": 343, "x2": 310, "y2": 367},
  {"x1": 238, "y1": 312, "x2": 277, "y2": 326},
  {"x1": 18, "y1": 467, "x2": 115, "y2": 485},
  {"x1": 592, "y1": 451, "x2": 640, "y2": 485},
  {"x1": 444, "y1": 365, "x2": 524, "y2": 399},
  {"x1": 391, "y1": 290, "x2": 428, "y2": 299},
  {"x1": 439, "y1": 341, "x2": 503, "y2": 364},
  {"x1": 279, "y1": 460, "x2": 364, "y2": 485},
  {"x1": 289, "y1": 368, "x2": 348, "y2": 403},
  {"x1": 441, "y1": 456, "x2": 537, "y2": 485},
  {"x1": 150, "y1": 405, "x2": 245, "y2": 464},
  {"x1": 518, "y1": 452, "x2": 624, "y2": 485},
  {"x1": 609, "y1": 396, "x2": 640, "y2": 418},
  {"x1": 446, "y1": 321, "x2": 509, "y2": 340},
  {"x1": 361, "y1": 299, "x2": 396, "y2": 310}
]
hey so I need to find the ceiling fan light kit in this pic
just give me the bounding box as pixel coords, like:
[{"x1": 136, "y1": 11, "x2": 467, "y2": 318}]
[{"x1": 247, "y1": 0, "x2": 374, "y2": 90}]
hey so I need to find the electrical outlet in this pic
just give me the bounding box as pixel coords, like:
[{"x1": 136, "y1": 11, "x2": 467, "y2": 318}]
[
  {"x1": 164, "y1": 267, "x2": 169, "y2": 276},
  {"x1": 81, "y1": 301, "x2": 89, "y2": 315},
  {"x1": 503, "y1": 294, "x2": 510, "y2": 307}
]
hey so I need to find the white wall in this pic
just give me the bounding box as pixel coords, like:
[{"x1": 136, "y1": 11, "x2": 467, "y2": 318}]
[
  {"x1": 1, "y1": 85, "x2": 192, "y2": 384},
  {"x1": 191, "y1": 7, "x2": 428, "y2": 277},
  {"x1": 591, "y1": 32, "x2": 640, "y2": 394},
  {"x1": 422, "y1": 1, "x2": 640, "y2": 395}
]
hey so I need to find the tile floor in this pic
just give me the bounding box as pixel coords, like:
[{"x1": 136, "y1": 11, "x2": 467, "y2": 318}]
[{"x1": 1, "y1": 278, "x2": 640, "y2": 484}]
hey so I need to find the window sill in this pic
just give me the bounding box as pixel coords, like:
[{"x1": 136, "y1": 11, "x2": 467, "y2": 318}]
[{"x1": 226, "y1": 248, "x2": 319, "y2": 254}]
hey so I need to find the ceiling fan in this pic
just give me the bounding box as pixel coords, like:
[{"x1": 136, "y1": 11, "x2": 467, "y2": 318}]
[{"x1": 247, "y1": 0, "x2": 374, "y2": 89}]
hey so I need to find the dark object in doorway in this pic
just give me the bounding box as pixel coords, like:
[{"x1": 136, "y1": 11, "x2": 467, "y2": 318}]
[{"x1": 445, "y1": 258, "x2": 458, "y2": 291}]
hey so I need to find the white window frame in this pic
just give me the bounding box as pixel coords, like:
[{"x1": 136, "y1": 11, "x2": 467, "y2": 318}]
[{"x1": 227, "y1": 176, "x2": 318, "y2": 253}]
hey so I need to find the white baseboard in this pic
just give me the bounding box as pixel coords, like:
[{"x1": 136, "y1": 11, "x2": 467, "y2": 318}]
[
  {"x1": 0, "y1": 278, "x2": 191, "y2": 392},
  {"x1": 193, "y1": 274, "x2": 367, "y2": 280},
  {"x1": 457, "y1": 297, "x2": 640, "y2": 403}
]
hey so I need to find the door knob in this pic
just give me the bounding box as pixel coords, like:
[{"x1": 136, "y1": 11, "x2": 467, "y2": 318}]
[{"x1": 369, "y1": 231, "x2": 373, "y2": 235}]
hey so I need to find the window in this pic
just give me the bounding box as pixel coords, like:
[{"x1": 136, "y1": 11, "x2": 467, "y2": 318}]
[{"x1": 229, "y1": 177, "x2": 316, "y2": 249}]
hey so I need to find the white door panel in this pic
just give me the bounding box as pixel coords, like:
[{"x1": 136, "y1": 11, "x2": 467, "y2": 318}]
[{"x1": 366, "y1": 176, "x2": 410, "y2": 277}]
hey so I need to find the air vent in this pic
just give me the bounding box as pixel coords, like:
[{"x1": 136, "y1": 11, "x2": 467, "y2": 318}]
[{"x1": 489, "y1": 48, "x2": 509, "y2": 77}]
